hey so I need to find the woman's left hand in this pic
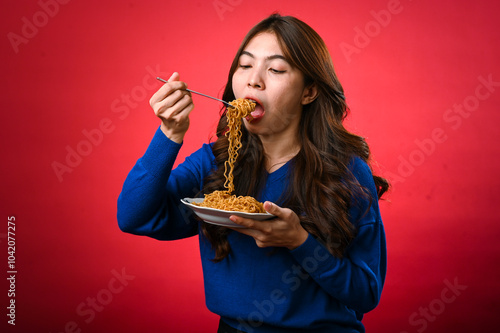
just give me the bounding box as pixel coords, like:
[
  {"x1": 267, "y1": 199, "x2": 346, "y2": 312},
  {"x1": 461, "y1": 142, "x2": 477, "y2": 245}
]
[{"x1": 229, "y1": 202, "x2": 309, "y2": 250}]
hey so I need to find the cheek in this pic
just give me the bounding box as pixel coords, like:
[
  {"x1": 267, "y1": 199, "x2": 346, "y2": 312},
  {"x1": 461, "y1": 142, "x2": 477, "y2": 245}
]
[
  {"x1": 265, "y1": 105, "x2": 300, "y2": 132},
  {"x1": 231, "y1": 77, "x2": 237, "y2": 94},
  {"x1": 273, "y1": 89, "x2": 303, "y2": 115},
  {"x1": 232, "y1": 72, "x2": 245, "y2": 95},
  {"x1": 270, "y1": 98, "x2": 303, "y2": 127},
  {"x1": 277, "y1": 110, "x2": 301, "y2": 129}
]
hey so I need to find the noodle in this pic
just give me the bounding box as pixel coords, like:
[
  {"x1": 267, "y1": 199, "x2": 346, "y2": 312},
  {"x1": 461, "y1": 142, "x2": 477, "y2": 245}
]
[
  {"x1": 224, "y1": 98, "x2": 255, "y2": 193},
  {"x1": 197, "y1": 190, "x2": 265, "y2": 213},
  {"x1": 195, "y1": 98, "x2": 266, "y2": 214}
]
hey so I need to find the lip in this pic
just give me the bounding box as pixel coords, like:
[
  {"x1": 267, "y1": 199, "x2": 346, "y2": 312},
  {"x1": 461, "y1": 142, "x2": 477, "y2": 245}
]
[{"x1": 244, "y1": 96, "x2": 262, "y2": 106}]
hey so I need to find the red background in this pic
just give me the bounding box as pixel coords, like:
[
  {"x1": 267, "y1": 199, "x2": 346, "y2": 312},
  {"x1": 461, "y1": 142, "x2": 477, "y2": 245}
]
[{"x1": 2, "y1": 0, "x2": 499, "y2": 332}]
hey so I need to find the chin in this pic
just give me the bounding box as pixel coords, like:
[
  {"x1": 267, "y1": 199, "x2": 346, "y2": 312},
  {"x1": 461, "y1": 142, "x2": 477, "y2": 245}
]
[{"x1": 246, "y1": 123, "x2": 278, "y2": 137}]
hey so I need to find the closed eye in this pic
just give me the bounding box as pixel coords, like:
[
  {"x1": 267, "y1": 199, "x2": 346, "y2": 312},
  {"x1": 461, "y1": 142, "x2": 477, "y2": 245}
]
[{"x1": 270, "y1": 68, "x2": 286, "y2": 74}]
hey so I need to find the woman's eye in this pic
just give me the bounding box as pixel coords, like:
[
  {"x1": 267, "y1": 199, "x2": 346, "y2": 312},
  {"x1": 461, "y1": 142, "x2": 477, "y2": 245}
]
[
  {"x1": 270, "y1": 68, "x2": 286, "y2": 74},
  {"x1": 239, "y1": 64, "x2": 251, "y2": 69}
]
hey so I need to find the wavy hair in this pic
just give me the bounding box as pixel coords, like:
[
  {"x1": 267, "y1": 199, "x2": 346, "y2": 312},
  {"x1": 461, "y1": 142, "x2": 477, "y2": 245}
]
[{"x1": 200, "y1": 14, "x2": 389, "y2": 262}]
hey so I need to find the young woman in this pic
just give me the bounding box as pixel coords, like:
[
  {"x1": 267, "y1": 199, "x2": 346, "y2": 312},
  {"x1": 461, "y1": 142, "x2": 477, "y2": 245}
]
[{"x1": 118, "y1": 14, "x2": 389, "y2": 333}]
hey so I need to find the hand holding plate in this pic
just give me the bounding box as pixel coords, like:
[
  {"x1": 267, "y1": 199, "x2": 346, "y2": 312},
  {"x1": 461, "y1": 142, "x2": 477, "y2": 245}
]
[{"x1": 229, "y1": 201, "x2": 309, "y2": 250}]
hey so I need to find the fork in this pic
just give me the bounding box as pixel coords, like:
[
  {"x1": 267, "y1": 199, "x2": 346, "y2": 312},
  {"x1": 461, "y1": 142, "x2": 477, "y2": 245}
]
[{"x1": 156, "y1": 77, "x2": 233, "y2": 108}]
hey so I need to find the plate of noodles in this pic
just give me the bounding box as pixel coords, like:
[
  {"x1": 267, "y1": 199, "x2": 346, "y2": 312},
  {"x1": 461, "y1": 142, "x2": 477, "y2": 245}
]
[
  {"x1": 181, "y1": 195, "x2": 275, "y2": 228},
  {"x1": 181, "y1": 99, "x2": 274, "y2": 228}
]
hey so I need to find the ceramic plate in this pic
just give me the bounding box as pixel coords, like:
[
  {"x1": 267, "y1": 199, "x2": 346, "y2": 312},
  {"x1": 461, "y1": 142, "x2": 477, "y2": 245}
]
[{"x1": 181, "y1": 198, "x2": 274, "y2": 228}]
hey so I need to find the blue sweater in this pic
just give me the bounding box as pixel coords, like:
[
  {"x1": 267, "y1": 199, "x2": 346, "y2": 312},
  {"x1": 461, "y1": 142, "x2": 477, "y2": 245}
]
[{"x1": 117, "y1": 128, "x2": 387, "y2": 333}]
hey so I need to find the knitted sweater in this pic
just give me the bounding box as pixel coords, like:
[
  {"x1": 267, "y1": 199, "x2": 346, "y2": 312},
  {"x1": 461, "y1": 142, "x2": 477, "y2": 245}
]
[{"x1": 117, "y1": 127, "x2": 387, "y2": 333}]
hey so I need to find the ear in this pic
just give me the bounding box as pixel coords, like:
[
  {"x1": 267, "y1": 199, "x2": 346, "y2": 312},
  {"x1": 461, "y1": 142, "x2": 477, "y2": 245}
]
[{"x1": 301, "y1": 83, "x2": 319, "y2": 105}]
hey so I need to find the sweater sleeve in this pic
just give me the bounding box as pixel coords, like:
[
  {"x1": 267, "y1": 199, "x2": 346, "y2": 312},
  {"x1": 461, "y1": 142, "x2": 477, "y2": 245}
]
[
  {"x1": 117, "y1": 127, "x2": 212, "y2": 240},
  {"x1": 289, "y1": 157, "x2": 386, "y2": 314}
]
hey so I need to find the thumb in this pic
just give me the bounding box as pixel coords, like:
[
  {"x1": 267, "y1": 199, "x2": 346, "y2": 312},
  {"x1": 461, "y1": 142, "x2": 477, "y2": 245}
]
[{"x1": 264, "y1": 201, "x2": 280, "y2": 215}]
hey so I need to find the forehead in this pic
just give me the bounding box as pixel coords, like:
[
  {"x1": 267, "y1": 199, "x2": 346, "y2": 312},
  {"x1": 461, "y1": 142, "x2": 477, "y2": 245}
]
[{"x1": 242, "y1": 32, "x2": 284, "y2": 57}]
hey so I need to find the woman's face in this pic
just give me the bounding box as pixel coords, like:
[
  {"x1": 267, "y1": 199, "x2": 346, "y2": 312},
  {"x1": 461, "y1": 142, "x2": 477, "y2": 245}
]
[{"x1": 232, "y1": 32, "x2": 315, "y2": 139}]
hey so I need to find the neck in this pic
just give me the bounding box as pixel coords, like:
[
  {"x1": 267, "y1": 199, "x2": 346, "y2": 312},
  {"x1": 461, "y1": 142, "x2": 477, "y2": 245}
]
[
  {"x1": 260, "y1": 135, "x2": 301, "y2": 173},
  {"x1": 262, "y1": 141, "x2": 300, "y2": 159},
  {"x1": 259, "y1": 122, "x2": 300, "y2": 157}
]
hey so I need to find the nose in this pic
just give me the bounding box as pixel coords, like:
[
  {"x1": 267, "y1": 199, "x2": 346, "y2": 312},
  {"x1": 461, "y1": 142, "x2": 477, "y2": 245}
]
[{"x1": 247, "y1": 69, "x2": 264, "y2": 89}]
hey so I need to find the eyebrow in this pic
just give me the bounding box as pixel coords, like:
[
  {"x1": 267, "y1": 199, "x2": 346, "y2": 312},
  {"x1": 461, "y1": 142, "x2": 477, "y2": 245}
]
[{"x1": 240, "y1": 50, "x2": 287, "y2": 62}]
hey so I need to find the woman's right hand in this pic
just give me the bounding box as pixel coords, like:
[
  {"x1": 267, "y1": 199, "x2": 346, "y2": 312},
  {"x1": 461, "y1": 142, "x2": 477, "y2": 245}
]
[{"x1": 150, "y1": 72, "x2": 194, "y2": 143}]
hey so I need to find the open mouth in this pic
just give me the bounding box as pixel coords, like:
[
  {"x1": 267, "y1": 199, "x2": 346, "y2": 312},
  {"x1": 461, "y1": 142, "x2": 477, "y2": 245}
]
[{"x1": 246, "y1": 98, "x2": 265, "y2": 122}]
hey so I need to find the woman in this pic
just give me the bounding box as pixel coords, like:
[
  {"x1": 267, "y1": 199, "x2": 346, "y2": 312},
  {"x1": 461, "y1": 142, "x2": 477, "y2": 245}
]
[{"x1": 118, "y1": 14, "x2": 389, "y2": 333}]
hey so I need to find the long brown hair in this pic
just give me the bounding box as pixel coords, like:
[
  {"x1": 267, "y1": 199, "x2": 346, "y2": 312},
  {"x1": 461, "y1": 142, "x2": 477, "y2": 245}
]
[{"x1": 200, "y1": 14, "x2": 389, "y2": 262}]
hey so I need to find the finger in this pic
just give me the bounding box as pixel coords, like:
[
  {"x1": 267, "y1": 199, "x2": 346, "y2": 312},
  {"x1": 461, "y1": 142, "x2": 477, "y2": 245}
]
[
  {"x1": 168, "y1": 98, "x2": 194, "y2": 122},
  {"x1": 228, "y1": 218, "x2": 275, "y2": 248},
  {"x1": 227, "y1": 219, "x2": 263, "y2": 241},
  {"x1": 150, "y1": 80, "x2": 187, "y2": 106},
  {"x1": 157, "y1": 93, "x2": 193, "y2": 120},
  {"x1": 152, "y1": 86, "x2": 191, "y2": 115},
  {"x1": 229, "y1": 215, "x2": 261, "y2": 229},
  {"x1": 263, "y1": 201, "x2": 286, "y2": 218},
  {"x1": 158, "y1": 72, "x2": 180, "y2": 83},
  {"x1": 229, "y1": 215, "x2": 251, "y2": 227},
  {"x1": 169, "y1": 72, "x2": 180, "y2": 82},
  {"x1": 229, "y1": 215, "x2": 272, "y2": 234},
  {"x1": 155, "y1": 88, "x2": 189, "y2": 112}
]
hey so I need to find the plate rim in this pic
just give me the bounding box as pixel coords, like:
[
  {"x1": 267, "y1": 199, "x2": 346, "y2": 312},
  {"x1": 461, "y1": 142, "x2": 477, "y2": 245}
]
[{"x1": 181, "y1": 197, "x2": 274, "y2": 219}]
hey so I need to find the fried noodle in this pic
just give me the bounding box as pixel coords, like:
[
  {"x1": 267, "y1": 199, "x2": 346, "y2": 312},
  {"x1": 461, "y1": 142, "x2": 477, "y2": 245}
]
[
  {"x1": 198, "y1": 190, "x2": 265, "y2": 213},
  {"x1": 195, "y1": 98, "x2": 266, "y2": 213}
]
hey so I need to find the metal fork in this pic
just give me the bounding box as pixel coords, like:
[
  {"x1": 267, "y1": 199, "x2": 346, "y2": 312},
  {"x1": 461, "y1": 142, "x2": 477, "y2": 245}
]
[{"x1": 156, "y1": 77, "x2": 233, "y2": 108}]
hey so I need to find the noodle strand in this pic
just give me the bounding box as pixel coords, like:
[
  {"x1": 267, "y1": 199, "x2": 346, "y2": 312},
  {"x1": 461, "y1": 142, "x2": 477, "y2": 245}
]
[{"x1": 195, "y1": 99, "x2": 266, "y2": 213}]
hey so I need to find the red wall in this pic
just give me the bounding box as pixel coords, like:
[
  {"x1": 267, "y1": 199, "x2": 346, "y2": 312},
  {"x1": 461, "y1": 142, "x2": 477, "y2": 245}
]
[{"x1": 2, "y1": 0, "x2": 499, "y2": 332}]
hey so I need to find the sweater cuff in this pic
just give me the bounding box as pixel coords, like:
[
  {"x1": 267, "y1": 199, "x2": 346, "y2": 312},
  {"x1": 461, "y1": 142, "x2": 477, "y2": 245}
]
[{"x1": 141, "y1": 126, "x2": 182, "y2": 178}]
